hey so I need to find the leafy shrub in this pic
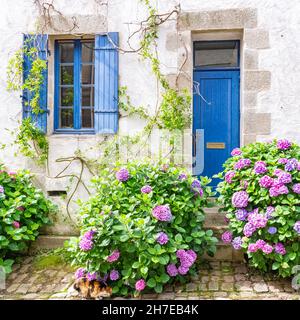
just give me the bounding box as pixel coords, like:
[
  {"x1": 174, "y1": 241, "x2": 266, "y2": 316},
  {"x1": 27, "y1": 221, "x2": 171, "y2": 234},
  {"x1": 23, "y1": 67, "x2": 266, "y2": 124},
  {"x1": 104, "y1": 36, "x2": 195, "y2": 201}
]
[
  {"x1": 67, "y1": 162, "x2": 217, "y2": 296},
  {"x1": 0, "y1": 164, "x2": 55, "y2": 273},
  {"x1": 216, "y1": 139, "x2": 300, "y2": 277}
]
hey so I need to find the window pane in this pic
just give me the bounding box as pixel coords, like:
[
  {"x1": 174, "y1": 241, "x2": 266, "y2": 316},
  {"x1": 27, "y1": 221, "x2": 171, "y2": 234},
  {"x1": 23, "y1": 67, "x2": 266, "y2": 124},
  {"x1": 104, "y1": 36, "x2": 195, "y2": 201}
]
[
  {"x1": 81, "y1": 42, "x2": 94, "y2": 63},
  {"x1": 60, "y1": 43, "x2": 74, "y2": 63},
  {"x1": 194, "y1": 41, "x2": 238, "y2": 68},
  {"x1": 81, "y1": 108, "x2": 94, "y2": 128},
  {"x1": 60, "y1": 66, "x2": 73, "y2": 85},
  {"x1": 81, "y1": 65, "x2": 94, "y2": 85},
  {"x1": 60, "y1": 108, "x2": 73, "y2": 128},
  {"x1": 81, "y1": 87, "x2": 94, "y2": 106},
  {"x1": 60, "y1": 87, "x2": 74, "y2": 106}
]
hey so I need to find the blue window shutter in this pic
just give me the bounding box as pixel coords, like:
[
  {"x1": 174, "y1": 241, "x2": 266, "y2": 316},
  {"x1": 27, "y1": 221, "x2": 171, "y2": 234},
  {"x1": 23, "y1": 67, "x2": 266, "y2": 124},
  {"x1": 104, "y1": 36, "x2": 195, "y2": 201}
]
[
  {"x1": 94, "y1": 33, "x2": 119, "y2": 134},
  {"x1": 22, "y1": 34, "x2": 48, "y2": 133}
]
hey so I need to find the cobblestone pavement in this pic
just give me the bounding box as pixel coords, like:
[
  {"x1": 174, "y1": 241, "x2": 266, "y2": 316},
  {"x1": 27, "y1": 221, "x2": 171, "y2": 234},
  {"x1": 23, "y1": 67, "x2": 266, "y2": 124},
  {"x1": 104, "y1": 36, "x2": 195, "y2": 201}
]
[{"x1": 0, "y1": 257, "x2": 299, "y2": 300}]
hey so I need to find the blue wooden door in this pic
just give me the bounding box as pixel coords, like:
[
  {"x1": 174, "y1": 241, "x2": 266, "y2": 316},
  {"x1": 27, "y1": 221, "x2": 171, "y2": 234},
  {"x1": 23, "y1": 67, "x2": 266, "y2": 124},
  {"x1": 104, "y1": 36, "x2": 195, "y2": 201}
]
[{"x1": 193, "y1": 70, "x2": 240, "y2": 188}]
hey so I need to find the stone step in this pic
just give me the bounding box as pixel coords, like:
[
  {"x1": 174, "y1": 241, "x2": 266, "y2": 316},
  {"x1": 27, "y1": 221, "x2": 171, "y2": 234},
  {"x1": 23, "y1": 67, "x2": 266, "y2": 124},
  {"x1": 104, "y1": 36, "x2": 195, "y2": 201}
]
[
  {"x1": 29, "y1": 235, "x2": 72, "y2": 254},
  {"x1": 204, "y1": 243, "x2": 244, "y2": 261}
]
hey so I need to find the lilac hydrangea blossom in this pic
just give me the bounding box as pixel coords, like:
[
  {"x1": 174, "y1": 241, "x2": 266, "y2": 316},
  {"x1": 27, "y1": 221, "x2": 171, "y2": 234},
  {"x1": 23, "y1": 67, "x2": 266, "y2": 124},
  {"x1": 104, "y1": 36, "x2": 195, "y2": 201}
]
[
  {"x1": 292, "y1": 183, "x2": 300, "y2": 194},
  {"x1": 262, "y1": 244, "x2": 273, "y2": 254},
  {"x1": 116, "y1": 168, "x2": 130, "y2": 182},
  {"x1": 232, "y1": 237, "x2": 243, "y2": 250},
  {"x1": 86, "y1": 272, "x2": 98, "y2": 281},
  {"x1": 191, "y1": 179, "x2": 203, "y2": 197},
  {"x1": 248, "y1": 213, "x2": 268, "y2": 229},
  {"x1": 274, "y1": 243, "x2": 286, "y2": 255},
  {"x1": 152, "y1": 205, "x2": 173, "y2": 222},
  {"x1": 109, "y1": 270, "x2": 120, "y2": 281},
  {"x1": 285, "y1": 158, "x2": 298, "y2": 171},
  {"x1": 243, "y1": 222, "x2": 256, "y2": 237},
  {"x1": 255, "y1": 239, "x2": 266, "y2": 250},
  {"x1": 166, "y1": 264, "x2": 178, "y2": 277},
  {"x1": 278, "y1": 158, "x2": 288, "y2": 164},
  {"x1": 79, "y1": 230, "x2": 96, "y2": 251},
  {"x1": 74, "y1": 268, "x2": 86, "y2": 279},
  {"x1": 141, "y1": 185, "x2": 152, "y2": 194},
  {"x1": 268, "y1": 227, "x2": 277, "y2": 234},
  {"x1": 234, "y1": 158, "x2": 251, "y2": 170},
  {"x1": 254, "y1": 161, "x2": 268, "y2": 174},
  {"x1": 266, "y1": 206, "x2": 275, "y2": 219},
  {"x1": 178, "y1": 173, "x2": 188, "y2": 181},
  {"x1": 277, "y1": 171, "x2": 292, "y2": 184},
  {"x1": 107, "y1": 250, "x2": 120, "y2": 263},
  {"x1": 269, "y1": 185, "x2": 289, "y2": 197},
  {"x1": 156, "y1": 232, "x2": 169, "y2": 245},
  {"x1": 135, "y1": 279, "x2": 146, "y2": 291},
  {"x1": 225, "y1": 171, "x2": 236, "y2": 184},
  {"x1": 232, "y1": 191, "x2": 249, "y2": 208},
  {"x1": 293, "y1": 221, "x2": 300, "y2": 234},
  {"x1": 235, "y1": 209, "x2": 248, "y2": 221},
  {"x1": 259, "y1": 175, "x2": 274, "y2": 188},
  {"x1": 231, "y1": 148, "x2": 242, "y2": 156},
  {"x1": 221, "y1": 231, "x2": 233, "y2": 243},
  {"x1": 178, "y1": 266, "x2": 189, "y2": 275},
  {"x1": 277, "y1": 139, "x2": 291, "y2": 150}
]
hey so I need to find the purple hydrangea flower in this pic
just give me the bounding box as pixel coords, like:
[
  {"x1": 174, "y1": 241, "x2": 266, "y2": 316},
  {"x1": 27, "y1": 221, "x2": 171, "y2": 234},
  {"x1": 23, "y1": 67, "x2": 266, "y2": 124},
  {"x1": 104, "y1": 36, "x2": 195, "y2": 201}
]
[
  {"x1": 232, "y1": 237, "x2": 243, "y2": 250},
  {"x1": 234, "y1": 158, "x2": 251, "y2": 170},
  {"x1": 268, "y1": 227, "x2": 277, "y2": 234},
  {"x1": 135, "y1": 279, "x2": 146, "y2": 291},
  {"x1": 277, "y1": 139, "x2": 291, "y2": 150},
  {"x1": 293, "y1": 221, "x2": 300, "y2": 234},
  {"x1": 221, "y1": 231, "x2": 233, "y2": 243},
  {"x1": 107, "y1": 250, "x2": 120, "y2": 263},
  {"x1": 79, "y1": 230, "x2": 96, "y2": 251},
  {"x1": 178, "y1": 173, "x2": 188, "y2": 181},
  {"x1": 176, "y1": 249, "x2": 197, "y2": 270},
  {"x1": 109, "y1": 270, "x2": 120, "y2": 281},
  {"x1": 141, "y1": 185, "x2": 152, "y2": 194},
  {"x1": 152, "y1": 205, "x2": 172, "y2": 222},
  {"x1": 262, "y1": 244, "x2": 273, "y2": 254},
  {"x1": 178, "y1": 266, "x2": 189, "y2": 275},
  {"x1": 274, "y1": 169, "x2": 283, "y2": 176},
  {"x1": 278, "y1": 158, "x2": 288, "y2": 164},
  {"x1": 75, "y1": 268, "x2": 86, "y2": 279},
  {"x1": 0, "y1": 185, "x2": 4, "y2": 193},
  {"x1": 231, "y1": 148, "x2": 242, "y2": 156},
  {"x1": 292, "y1": 183, "x2": 300, "y2": 194},
  {"x1": 225, "y1": 171, "x2": 236, "y2": 184},
  {"x1": 86, "y1": 272, "x2": 98, "y2": 281},
  {"x1": 156, "y1": 232, "x2": 169, "y2": 245},
  {"x1": 235, "y1": 209, "x2": 248, "y2": 221},
  {"x1": 166, "y1": 264, "x2": 178, "y2": 277},
  {"x1": 191, "y1": 179, "x2": 201, "y2": 189},
  {"x1": 243, "y1": 222, "x2": 256, "y2": 237},
  {"x1": 116, "y1": 168, "x2": 130, "y2": 182},
  {"x1": 277, "y1": 171, "x2": 292, "y2": 184},
  {"x1": 255, "y1": 240, "x2": 266, "y2": 250},
  {"x1": 232, "y1": 191, "x2": 249, "y2": 208},
  {"x1": 269, "y1": 185, "x2": 289, "y2": 197},
  {"x1": 274, "y1": 243, "x2": 286, "y2": 255},
  {"x1": 248, "y1": 243, "x2": 258, "y2": 253},
  {"x1": 254, "y1": 161, "x2": 268, "y2": 174},
  {"x1": 259, "y1": 175, "x2": 274, "y2": 188},
  {"x1": 266, "y1": 206, "x2": 275, "y2": 219},
  {"x1": 248, "y1": 213, "x2": 268, "y2": 229},
  {"x1": 285, "y1": 158, "x2": 298, "y2": 172}
]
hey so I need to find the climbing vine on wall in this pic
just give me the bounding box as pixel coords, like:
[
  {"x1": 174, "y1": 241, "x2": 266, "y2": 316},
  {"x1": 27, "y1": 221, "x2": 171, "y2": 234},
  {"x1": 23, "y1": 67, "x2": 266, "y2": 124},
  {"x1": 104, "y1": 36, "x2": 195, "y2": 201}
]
[{"x1": 5, "y1": 0, "x2": 192, "y2": 223}]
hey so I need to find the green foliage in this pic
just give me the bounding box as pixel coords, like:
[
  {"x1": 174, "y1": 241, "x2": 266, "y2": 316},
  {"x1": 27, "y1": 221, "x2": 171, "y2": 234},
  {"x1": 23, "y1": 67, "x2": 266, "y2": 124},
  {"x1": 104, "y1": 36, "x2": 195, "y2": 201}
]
[
  {"x1": 13, "y1": 118, "x2": 48, "y2": 165},
  {"x1": 216, "y1": 140, "x2": 300, "y2": 277},
  {"x1": 67, "y1": 162, "x2": 217, "y2": 296},
  {"x1": 0, "y1": 164, "x2": 56, "y2": 272}
]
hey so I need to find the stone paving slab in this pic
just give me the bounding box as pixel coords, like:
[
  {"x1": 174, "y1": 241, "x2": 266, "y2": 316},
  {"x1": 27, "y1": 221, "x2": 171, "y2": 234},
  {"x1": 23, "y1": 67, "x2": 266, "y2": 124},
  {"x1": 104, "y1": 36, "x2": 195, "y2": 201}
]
[{"x1": 0, "y1": 257, "x2": 299, "y2": 300}]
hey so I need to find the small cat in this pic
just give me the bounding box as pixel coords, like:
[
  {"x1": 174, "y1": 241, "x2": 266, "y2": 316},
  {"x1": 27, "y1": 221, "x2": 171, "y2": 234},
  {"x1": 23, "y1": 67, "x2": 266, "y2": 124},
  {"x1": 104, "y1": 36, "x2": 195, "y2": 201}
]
[{"x1": 73, "y1": 278, "x2": 112, "y2": 299}]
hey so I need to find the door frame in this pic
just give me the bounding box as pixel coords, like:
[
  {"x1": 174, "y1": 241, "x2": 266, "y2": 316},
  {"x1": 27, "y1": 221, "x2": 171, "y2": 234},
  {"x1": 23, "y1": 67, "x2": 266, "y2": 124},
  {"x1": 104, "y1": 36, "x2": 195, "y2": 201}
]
[{"x1": 192, "y1": 40, "x2": 241, "y2": 178}]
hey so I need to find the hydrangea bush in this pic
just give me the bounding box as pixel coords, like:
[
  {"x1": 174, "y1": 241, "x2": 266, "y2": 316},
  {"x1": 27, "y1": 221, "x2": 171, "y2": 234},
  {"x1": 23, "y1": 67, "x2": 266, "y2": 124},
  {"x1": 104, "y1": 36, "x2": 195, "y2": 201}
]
[
  {"x1": 0, "y1": 164, "x2": 55, "y2": 273},
  {"x1": 216, "y1": 140, "x2": 300, "y2": 277},
  {"x1": 67, "y1": 162, "x2": 217, "y2": 296}
]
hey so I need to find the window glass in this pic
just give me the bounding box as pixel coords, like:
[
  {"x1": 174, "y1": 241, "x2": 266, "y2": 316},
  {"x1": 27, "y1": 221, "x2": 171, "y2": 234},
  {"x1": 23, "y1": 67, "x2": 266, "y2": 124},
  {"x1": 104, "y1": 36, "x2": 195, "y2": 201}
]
[
  {"x1": 194, "y1": 41, "x2": 239, "y2": 68},
  {"x1": 60, "y1": 43, "x2": 74, "y2": 63}
]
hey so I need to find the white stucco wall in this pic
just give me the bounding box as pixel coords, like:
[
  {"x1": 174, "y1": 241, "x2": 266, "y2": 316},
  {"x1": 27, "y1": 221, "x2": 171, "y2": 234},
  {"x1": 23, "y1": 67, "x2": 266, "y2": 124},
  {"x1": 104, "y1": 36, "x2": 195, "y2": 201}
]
[{"x1": 0, "y1": 0, "x2": 299, "y2": 234}]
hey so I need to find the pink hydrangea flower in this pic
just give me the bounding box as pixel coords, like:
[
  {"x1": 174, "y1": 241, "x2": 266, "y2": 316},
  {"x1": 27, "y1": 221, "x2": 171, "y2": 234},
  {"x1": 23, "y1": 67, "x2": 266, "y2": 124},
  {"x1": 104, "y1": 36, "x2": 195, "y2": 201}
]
[
  {"x1": 152, "y1": 205, "x2": 172, "y2": 222},
  {"x1": 232, "y1": 191, "x2": 249, "y2": 208},
  {"x1": 13, "y1": 221, "x2": 20, "y2": 229},
  {"x1": 156, "y1": 232, "x2": 169, "y2": 245},
  {"x1": 269, "y1": 185, "x2": 289, "y2": 197},
  {"x1": 221, "y1": 231, "x2": 233, "y2": 243},
  {"x1": 166, "y1": 264, "x2": 178, "y2": 277},
  {"x1": 248, "y1": 243, "x2": 258, "y2": 253},
  {"x1": 255, "y1": 239, "x2": 266, "y2": 250},
  {"x1": 116, "y1": 168, "x2": 129, "y2": 182},
  {"x1": 243, "y1": 222, "x2": 256, "y2": 237},
  {"x1": 234, "y1": 159, "x2": 251, "y2": 170},
  {"x1": 262, "y1": 244, "x2": 273, "y2": 254},
  {"x1": 277, "y1": 139, "x2": 291, "y2": 150},
  {"x1": 86, "y1": 272, "x2": 98, "y2": 281},
  {"x1": 135, "y1": 279, "x2": 146, "y2": 291},
  {"x1": 225, "y1": 171, "x2": 236, "y2": 184},
  {"x1": 278, "y1": 158, "x2": 288, "y2": 164},
  {"x1": 178, "y1": 266, "x2": 189, "y2": 275},
  {"x1": 107, "y1": 250, "x2": 120, "y2": 263},
  {"x1": 248, "y1": 213, "x2": 268, "y2": 229},
  {"x1": 109, "y1": 270, "x2": 120, "y2": 281},
  {"x1": 274, "y1": 243, "x2": 286, "y2": 255},
  {"x1": 254, "y1": 161, "x2": 268, "y2": 174},
  {"x1": 75, "y1": 268, "x2": 86, "y2": 279},
  {"x1": 141, "y1": 185, "x2": 152, "y2": 194},
  {"x1": 292, "y1": 183, "x2": 300, "y2": 194},
  {"x1": 277, "y1": 171, "x2": 292, "y2": 184},
  {"x1": 259, "y1": 175, "x2": 274, "y2": 188},
  {"x1": 294, "y1": 221, "x2": 300, "y2": 234},
  {"x1": 231, "y1": 148, "x2": 242, "y2": 156}
]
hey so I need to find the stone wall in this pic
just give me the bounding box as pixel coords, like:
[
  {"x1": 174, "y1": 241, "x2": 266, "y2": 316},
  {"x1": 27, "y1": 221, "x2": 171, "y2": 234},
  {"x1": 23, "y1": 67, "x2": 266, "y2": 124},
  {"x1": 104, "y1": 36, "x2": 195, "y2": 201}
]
[{"x1": 0, "y1": 0, "x2": 299, "y2": 234}]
